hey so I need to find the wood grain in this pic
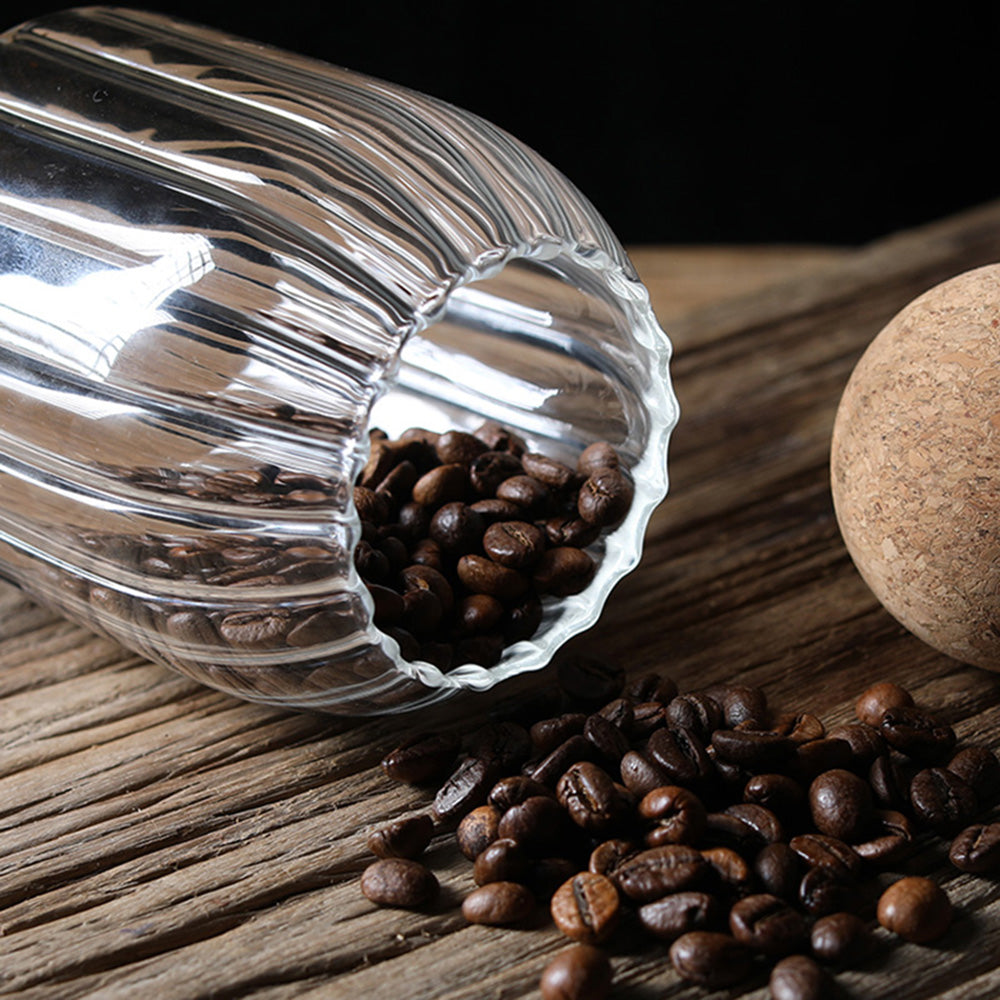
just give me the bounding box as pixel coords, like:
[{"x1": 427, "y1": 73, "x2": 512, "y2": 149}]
[{"x1": 4, "y1": 209, "x2": 1000, "y2": 998}]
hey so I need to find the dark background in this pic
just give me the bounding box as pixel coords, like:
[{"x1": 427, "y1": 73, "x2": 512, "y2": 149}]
[{"x1": 6, "y1": 2, "x2": 1000, "y2": 246}]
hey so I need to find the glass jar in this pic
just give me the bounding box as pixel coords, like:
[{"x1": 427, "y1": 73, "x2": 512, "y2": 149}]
[{"x1": 0, "y1": 7, "x2": 678, "y2": 713}]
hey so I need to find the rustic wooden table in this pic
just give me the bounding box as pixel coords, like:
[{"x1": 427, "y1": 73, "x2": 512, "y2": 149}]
[{"x1": 4, "y1": 204, "x2": 1000, "y2": 999}]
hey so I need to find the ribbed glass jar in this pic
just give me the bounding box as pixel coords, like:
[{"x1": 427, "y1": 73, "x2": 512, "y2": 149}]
[{"x1": 0, "y1": 7, "x2": 678, "y2": 713}]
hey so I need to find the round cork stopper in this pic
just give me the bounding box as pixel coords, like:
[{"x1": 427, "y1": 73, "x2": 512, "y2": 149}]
[{"x1": 831, "y1": 263, "x2": 1000, "y2": 670}]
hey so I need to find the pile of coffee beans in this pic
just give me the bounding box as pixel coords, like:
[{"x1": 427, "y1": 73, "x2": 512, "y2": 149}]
[
  {"x1": 352, "y1": 422, "x2": 634, "y2": 671},
  {"x1": 362, "y1": 665, "x2": 1000, "y2": 999}
]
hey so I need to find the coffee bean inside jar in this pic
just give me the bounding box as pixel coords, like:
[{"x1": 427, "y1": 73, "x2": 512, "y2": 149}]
[{"x1": 352, "y1": 423, "x2": 633, "y2": 671}]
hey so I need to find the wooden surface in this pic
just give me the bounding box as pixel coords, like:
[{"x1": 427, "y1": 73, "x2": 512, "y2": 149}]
[{"x1": 4, "y1": 208, "x2": 1000, "y2": 998}]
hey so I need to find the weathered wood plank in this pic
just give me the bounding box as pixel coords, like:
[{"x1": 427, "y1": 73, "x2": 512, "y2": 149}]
[{"x1": 5, "y1": 219, "x2": 1000, "y2": 997}]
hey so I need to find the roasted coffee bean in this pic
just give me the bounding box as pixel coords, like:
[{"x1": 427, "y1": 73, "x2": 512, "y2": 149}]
[
  {"x1": 497, "y1": 474, "x2": 551, "y2": 513},
  {"x1": 474, "y1": 838, "x2": 530, "y2": 885},
  {"x1": 770, "y1": 955, "x2": 827, "y2": 1000},
  {"x1": 809, "y1": 769, "x2": 874, "y2": 842},
  {"x1": 498, "y1": 795, "x2": 567, "y2": 852},
  {"x1": 647, "y1": 726, "x2": 714, "y2": 786},
  {"x1": 457, "y1": 554, "x2": 529, "y2": 602},
  {"x1": 531, "y1": 714, "x2": 588, "y2": 755},
  {"x1": 712, "y1": 684, "x2": 768, "y2": 728},
  {"x1": 729, "y1": 893, "x2": 807, "y2": 956},
  {"x1": 381, "y1": 732, "x2": 459, "y2": 784},
  {"x1": 503, "y1": 594, "x2": 544, "y2": 642},
  {"x1": 366, "y1": 814, "x2": 434, "y2": 860},
  {"x1": 433, "y1": 755, "x2": 502, "y2": 823},
  {"x1": 711, "y1": 728, "x2": 794, "y2": 769},
  {"x1": 410, "y1": 537, "x2": 443, "y2": 569},
  {"x1": 369, "y1": 584, "x2": 404, "y2": 625},
  {"x1": 435, "y1": 429, "x2": 489, "y2": 466},
  {"x1": 706, "y1": 745, "x2": 748, "y2": 788},
  {"x1": 773, "y1": 712, "x2": 826, "y2": 744},
  {"x1": 539, "y1": 944, "x2": 612, "y2": 1000},
  {"x1": 361, "y1": 858, "x2": 438, "y2": 908},
  {"x1": 666, "y1": 693, "x2": 723, "y2": 741},
  {"x1": 910, "y1": 767, "x2": 977, "y2": 831},
  {"x1": 577, "y1": 441, "x2": 621, "y2": 477},
  {"x1": 799, "y1": 865, "x2": 855, "y2": 917},
  {"x1": 877, "y1": 876, "x2": 952, "y2": 942},
  {"x1": 488, "y1": 776, "x2": 553, "y2": 812},
  {"x1": 462, "y1": 881, "x2": 535, "y2": 925},
  {"x1": 466, "y1": 721, "x2": 532, "y2": 770},
  {"x1": 521, "y1": 451, "x2": 578, "y2": 490},
  {"x1": 541, "y1": 514, "x2": 601, "y2": 549},
  {"x1": 376, "y1": 460, "x2": 418, "y2": 505},
  {"x1": 718, "y1": 803, "x2": 785, "y2": 850},
  {"x1": 852, "y1": 809, "x2": 913, "y2": 864},
  {"x1": 557, "y1": 656, "x2": 624, "y2": 706},
  {"x1": 359, "y1": 439, "x2": 396, "y2": 489},
  {"x1": 534, "y1": 547, "x2": 596, "y2": 596},
  {"x1": 550, "y1": 872, "x2": 621, "y2": 943},
  {"x1": 597, "y1": 697, "x2": 634, "y2": 731},
  {"x1": 869, "y1": 754, "x2": 913, "y2": 811},
  {"x1": 396, "y1": 500, "x2": 431, "y2": 540},
  {"x1": 792, "y1": 738, "x2": 854, "y2": 780},
  {"x1": 165, "y1": 610, "x2": 220, "y2": 645},
  {"x1": 947, "y1": 745, "x2": 1000, "y2": 802},
  {"x1": 383, "y1": 626, "x2": 420, "y2": 661},
  {"x1": 429, "y1": 502, "x2": 484, "y2": 554},
  {"x1": 856, "y1": 681, "x2": 914, "y2": 727},
  {"x1": 949, "y1": 822, "x2": 1000, "y2": 873},
  {"x1": 589, "y1": 838, "x2": 638, "y2": 877},
  {"x1": 577, "y1": 468, "x2": 634, "y2": 527},
  {"x1": 456, "y1": 593, "x2": 504, "y2": 635},
  {"x1": 354, "y1": 485, "x2": 392, "y2": 524},
  {"x1": 218, "y1": 609, "x2": 291, "y2": 649},
  {"x1": 810, "y1": 911, "x2": 873, "y2": 966},
  {"x1": 630, "y1": 701, "x2": 669, "y2": 738},
  {"x1": 583, "y1": 713, "x2": 630, "y2": 765},
  {"x1": 625, "y1": 671, "x2": 678, "y2": 704},
  {"x1": 469, "y1": 497, "x2": 522, "y2": 523},
  {"x1": 826, "y1": 723, "x2": 886, "y2": 769},
  {"x1": 473, "y1": 420, "x2": 526, "y2": 455},
  {"x1": 400, "y1": 586, "x2": 443, "y2": 636},
  {"x1": 700, "y1": 846, "x2": 753, "y2": 893},
  {"x1": 482, "y1": 520, "x2": 546, "y2": 569},
  {"x1": 456, "y1": 805, "x2": 502, "y2": 860},
  {"x1": 639, "y1": 786, "x2": 707, "y2": 846},
  {"x1": 878, "y1": 705, "x2": 956, "y2": 762},
  {"x1": 529, "y1": 857, "x2": 579, "y2": 900},
  {"x1": 669, "y1": 931, "x2": 751, "y2": 989},
  {"x1": 614, "y1": 845, "x2": 708, "y2": 903},
  {"x1": 639, "y1": 891, "x2": 719, "y2": 942},
  {"x1": 755, "y1": 843, "x2": 802, "y2": 901},
  {"x1": 412, "y1": 463, "x2": 467, "y2": 506},
  {"x1": 556, "y1": 762, "x2": 623, "y2": 833},
  {"x1": 744, "y1": 773, "x2": 806, "y2": 823},
  {"x1": 530, "y1": 734, "x2": 600, "y2": 787},
  {"x1": 469, "y1": 451, "x2": 523, "y2": 496},
  {"x1": 789, "y1": 834, "x2": 861, "y2": 880}
]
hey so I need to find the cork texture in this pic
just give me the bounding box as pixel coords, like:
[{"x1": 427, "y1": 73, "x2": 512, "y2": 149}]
[{"x1": 832, "y1": 263, "x2": 1000, "y2": 669}]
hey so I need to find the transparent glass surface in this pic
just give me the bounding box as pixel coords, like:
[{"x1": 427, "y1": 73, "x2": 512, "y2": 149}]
[{"x1": 0, "y1": 7, "x2": 678, "y2": 713}]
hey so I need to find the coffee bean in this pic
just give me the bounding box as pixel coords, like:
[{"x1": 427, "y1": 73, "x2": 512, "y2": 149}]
[
  {"x1": 666, "y1": 693, "x2": 723, "y2": 741},
  {"x1": 589, "y1": 838, "x2": 638, "y2": 877},
  {"x1": 789, "y1": 834, "x2": 861, "y2": 880},
  {"x1": 625, "y1": 671, "x2": 678, "y2": 704},
  {"x1": 947, "y1": 745, "x2": 1000, "y2": 802},
  {"x1": 488, "y1": 776, "x2": 553, "y2": 812},
  {"x1": 793, "y1": 738, "x2": 854, "y2": 780},
  {"x1": 597, "y1": 697, "x2": 634, "y2": 732},
  {"x1": 551, "y1": 872, "x2": 620, "y2": 943},
  {"x1": 826, "y1": 723, "x2": 886, "y2": 769},
  {"x1": 614, "y1": 845, "x2": 708, "y2": 903},
  {"x1": 755, "y1": 843, "x2": 802, "y2": 900},
  {"x1": 712, "y1": 684, "x2": 768, "y2": 727},
  {"x1": 669, "y1": 931, "x2": 751, "y2": 989},
  {"x1": 530, "y1": 734, "x2": 599, "y2": 787},
  {"x1": 529, "y1": 857, "x2": 578, "y2": 900},
  {"x1": 577, "y1": 441, "x2": 621, "y2": 477},
  {"x1": 729, "y1": 893, "x2": 807, "y2": 956},
  {"x1": 534, "y1": 547, "x2": 596, "y2": 596},
  {"x1": 473, "y1": 420, "x2": 526, "y2": 455},
  {"x1": 949, "y1": 822, "x2": 1000, "y2": 873},
  {"x1": 799, "y1": 865, "x2": 855, "y2": 917},
  {"x1": 718, "y1": 803, "x2": 785, "y2": 851},
  {"x1": 647, "y1": 726, "x2": 714, "y2": 786},
  {"x1": 770, "y1": 955, "x2": 827, "y2": 1000},
  {"x1": 712, "y1": 728, "x2": 794, "y2": 769},
  {"x1": 469, "y1": 451, "x2": 523, "y2": 496},
  {"x1": 361, "y1": 858, "x2": 438, "y2": 908},
  {"x1": 877, "y1": 876, "x2": 952, "y2": 943},
  {"x1": 456, "y1": 805, "x2": 502, "y2": 860},
  {"x1": 743, "y1": 773, "x2": 806, "y2": 823},
  {"x1": 410, "y1": 463, "x2": 467, "y2": 508},
  {"x1": 557, "y1": 762, "x2": 623, "y2": 833},
  {"x1": 521, "y1": 451, "x2": 578, "y2": 490},
  {"x1": 457, "y1": 554, "x2": 529, "y2": 602},
  {"x1": 366, "y1": 814, "x2": 434, "y2": 860},
  {"x1": 381, "y1": 732, "x2": 459, "y2": 784},
  {"x1": 639, "y1": 891, "x2": 719, "y2": 942},
  {"x1": 629, "y1": 701, "x2": 670, "y2": 739},
  {"x1": 541, "y1": 515, "x2": 601, "y2": 548},
  {"x1": 868, "y1": 754, "x2": 913, "y2": 811},
  {"x1": 474, "y1": 838, "x2": 529, "y2": 885},
  {"x1": 435, "y1": 429, "x2": 489, "y2": 466},
  {"x1": 483, "y1": 520, "x2": 546, "y2": 569},
  {"x1": 433, "y1": 756, "x2": 502, "y2": 823},
  {"x1": 497, "y1": 474, "x2": 551, "y2": 513},
  {"x1": 910, "y1": 767, "x2": 977, "y2": 832},
  {"x1": 400, "y1": 586, "x2": 443, "y2": 636},
  {"x1": 456, "y1": 593, "x2": 504, "y2": 635},
  {"x1": 531, "y1": 714, "x2": 588, "y2": 755},
  {"x1": 396, "y1": 500, "x2": 431, "y2": 540},
  {"x1": 856, "y1": 681, "x2": 914, "y2": 727},
  {"x1": 810, "y1": 912, "x2": 873, "y2": 966},
  {"x1": 503, "y1": 594, "x2": 544, "y2": 642},
  {"x1": 577, "y1": 468, "x2": 634, "y2": 527},
  {"x1": 218, "y1": 609, "x2": 291, "y2": 649},
  {"x1": 701, "y1": 846, "x2": 753, "y2": 893},
  {"x1": 556, "y1": 656, "x2": 624, "y2": 706},
  {"x1": 773, "y1": 713, "x2": 826, "y2": 744},
  {"x1": 462, "y1": 881, "x2": 535, "y2": 925},
  {"x1": 429, "y1": 502, "x2": 484, "y2": 554},
  {"x1": 809, "y1": 769, "x2": 873, "y2": 841},
  {"x1": 466, "y1": 721, "x2": 532, "y2": 770},
  {"x1": 639, "y1": 786, "x2": 707, "y2": 846},
  {"x1": 583, "y1": 713, "x2": 630, "y2": 766},
  {"x1": 852, "y1": 809, "x2": 913, "y2": 864},
  {"x1": 539, "y1": 944, "x2": 612, "y2": 1000},
  {"x1": 498, "y1": 795, "x2": 567, "y2": 852},
  {"x1": 878, "y1": 705, "x2": 956, "y2": 762}
]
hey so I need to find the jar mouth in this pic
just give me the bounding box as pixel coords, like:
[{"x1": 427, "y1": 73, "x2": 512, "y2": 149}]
[{"x1": 355, "y1": 238, "x2": 678, "y2": 704}]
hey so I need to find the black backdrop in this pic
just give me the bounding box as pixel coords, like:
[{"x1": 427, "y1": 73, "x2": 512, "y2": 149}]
[{"x1": 5, "y1": 2, "x2": 999, "y2": 245}]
